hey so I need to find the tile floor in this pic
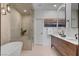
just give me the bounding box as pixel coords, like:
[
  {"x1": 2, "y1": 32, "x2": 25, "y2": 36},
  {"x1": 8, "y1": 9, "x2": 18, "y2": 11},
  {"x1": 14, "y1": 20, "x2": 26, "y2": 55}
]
[{"x1": 21, "y1": 45, "x2": 61, "y2": 56}]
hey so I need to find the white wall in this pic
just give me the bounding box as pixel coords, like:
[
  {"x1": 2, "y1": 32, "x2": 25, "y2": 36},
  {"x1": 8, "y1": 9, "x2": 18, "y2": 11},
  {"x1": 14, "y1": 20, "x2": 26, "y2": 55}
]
[
  {"x1": 22, "y1": 15, "x2": 33, "y2": 31},
  {"x1": 1, "y1": 4, "x2": 22, "y2": 45},
  {"x1": 1, "y1": 12, "x2": 11, "y2": 45},
  {"x1": 10, "y1": 8, "x2": 22, "y2": 41},
  {"x1": 21, "y1": 15, "x2": 33, "y2": 50},
  {"x1": 22, "y1": 15, "x2": 33, "y2": 41},
  {"x1": 1, "y1": 4, "x2": 11, "y2": 44}
]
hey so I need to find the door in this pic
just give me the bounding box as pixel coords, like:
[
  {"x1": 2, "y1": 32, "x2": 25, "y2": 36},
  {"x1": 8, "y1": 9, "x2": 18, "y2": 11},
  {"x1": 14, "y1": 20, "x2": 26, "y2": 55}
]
[{"x1": 35, "y1": 18, "x2": 44, "y2": 45}]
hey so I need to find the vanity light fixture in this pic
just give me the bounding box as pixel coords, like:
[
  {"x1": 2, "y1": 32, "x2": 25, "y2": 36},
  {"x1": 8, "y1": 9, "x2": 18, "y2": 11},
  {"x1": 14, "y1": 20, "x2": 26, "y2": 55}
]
[
  {"x1": 1, "y1": 4, "x2": 11, "y2": 15},
  {"x1": 7, "y1": 5, "x2": 11, "y2": 13},
  {"x1": 1, "y1": 8, "x2": 6, "y2": 15},
  {"x1": 1, "y1": 4, "x2": 6, "y2": 15}
]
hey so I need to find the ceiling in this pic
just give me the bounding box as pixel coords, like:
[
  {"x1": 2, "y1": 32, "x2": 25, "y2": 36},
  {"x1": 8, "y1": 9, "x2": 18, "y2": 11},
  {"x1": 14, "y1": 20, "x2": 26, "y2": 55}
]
[
  {"x1": 9, "y1": 3, "x2": 34, "y2": 16},
  {"x1": 33, "y1": 3, "x2": 65, "y2": 11},
  {"x1": 9, "y1": 3, "x2": 65, "y2": 16}
]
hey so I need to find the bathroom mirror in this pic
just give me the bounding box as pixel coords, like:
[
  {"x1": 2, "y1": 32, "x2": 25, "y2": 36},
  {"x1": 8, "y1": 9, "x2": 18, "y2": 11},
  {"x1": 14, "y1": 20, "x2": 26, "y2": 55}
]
[
  {"x1": 71, "y1": 3, "x2": 78, "y2": 28},
  {"x1": 44, "y1": 3, "x2": 66, "y2": 27},
  {"x1": 57, "y1": 4, "x2": 66, "y2": 27}
]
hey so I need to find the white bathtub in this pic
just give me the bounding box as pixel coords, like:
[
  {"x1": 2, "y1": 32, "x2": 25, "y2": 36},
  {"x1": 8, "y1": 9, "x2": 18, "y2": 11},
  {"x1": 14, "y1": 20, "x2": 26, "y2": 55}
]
[{"x1": 1, "y1": 41, "x2": 23, "y2": 56}]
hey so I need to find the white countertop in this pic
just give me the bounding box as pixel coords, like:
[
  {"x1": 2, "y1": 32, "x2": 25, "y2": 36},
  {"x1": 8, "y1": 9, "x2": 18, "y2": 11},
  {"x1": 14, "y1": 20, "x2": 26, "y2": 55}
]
[{"x1": 49, "y1": 33, "x2": 78, "y2": 45}]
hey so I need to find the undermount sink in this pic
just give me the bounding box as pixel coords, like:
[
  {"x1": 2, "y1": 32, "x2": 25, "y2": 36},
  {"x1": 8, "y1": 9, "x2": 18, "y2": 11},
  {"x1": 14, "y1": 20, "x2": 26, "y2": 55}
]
[
  {"x1": 65, "y1": 37, "x2": 78, "y2": 41},
  {"x1": 66, "y1": 37, "x2": 74, "y2": 39},
  {"x1": 59, "y1": 34, "x2": 78, "y2": 41},
  {"x1": 59, "y1": 34, "x2": 77, "y2": 40}
]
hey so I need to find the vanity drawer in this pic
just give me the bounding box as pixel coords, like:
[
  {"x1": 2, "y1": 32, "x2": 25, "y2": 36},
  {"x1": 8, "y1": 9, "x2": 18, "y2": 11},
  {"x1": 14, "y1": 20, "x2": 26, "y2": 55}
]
[{"x1": 62, "y1": 40, "x2": 77, "y2": 56}]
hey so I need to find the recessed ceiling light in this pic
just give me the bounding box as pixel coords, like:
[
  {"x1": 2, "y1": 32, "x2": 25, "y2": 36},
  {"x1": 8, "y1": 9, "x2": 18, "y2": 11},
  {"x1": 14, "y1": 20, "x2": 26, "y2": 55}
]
[
  {"x1": 24, "y1": 10, "x2": 27, "y2": 13},
  {"x1": 53, "y1": 4, "x2": 57, "y2": 7}
]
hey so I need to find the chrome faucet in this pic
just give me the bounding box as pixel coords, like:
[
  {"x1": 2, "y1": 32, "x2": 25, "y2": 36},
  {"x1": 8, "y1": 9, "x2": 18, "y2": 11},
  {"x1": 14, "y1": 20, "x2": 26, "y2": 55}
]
[
  {"x1": 58, "y1": 30, "x2": 66, "y2": 37},
  {"x1": 75, "y1": 33, "x2": 78, "y2": 39}
]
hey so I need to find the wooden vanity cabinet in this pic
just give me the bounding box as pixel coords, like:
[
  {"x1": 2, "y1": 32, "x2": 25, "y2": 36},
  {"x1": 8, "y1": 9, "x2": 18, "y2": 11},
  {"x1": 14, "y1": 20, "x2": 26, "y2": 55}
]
[
  {"x1": 51, "y1": 36, "x2": 57, "y2": 47},
  {"x1": 51, "y1": 35, "x2": 78, "y2": 56},
  {"x1": 78, "y1": 45, "x2": 79, "y2": 56}
]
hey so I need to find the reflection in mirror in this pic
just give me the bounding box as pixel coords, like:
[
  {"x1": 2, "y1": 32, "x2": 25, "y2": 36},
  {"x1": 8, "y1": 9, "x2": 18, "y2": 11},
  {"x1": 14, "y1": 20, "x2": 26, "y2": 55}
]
[
  {"x1": 71, "y1": 3, "x2": 78, "y2": 28},
  {"x1": 44, "y1": 3, "x2": 66, "y2": 27},
  {"x1": 57, "y1": 4, "x2": 66, "y2": 27}
]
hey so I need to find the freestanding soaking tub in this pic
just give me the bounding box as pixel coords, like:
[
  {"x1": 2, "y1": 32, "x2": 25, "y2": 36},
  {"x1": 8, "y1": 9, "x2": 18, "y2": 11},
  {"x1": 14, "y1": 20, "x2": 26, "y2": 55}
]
[{"x1": 1, "y1": 41, "x2": 23, "y2": 56}]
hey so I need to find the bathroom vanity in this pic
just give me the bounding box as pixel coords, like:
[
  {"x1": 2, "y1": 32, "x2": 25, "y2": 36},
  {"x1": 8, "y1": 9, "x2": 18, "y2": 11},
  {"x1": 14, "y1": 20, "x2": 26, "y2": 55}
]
[{"x1": 51, "y1": 34, "x2": 79, "y2": 56}]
